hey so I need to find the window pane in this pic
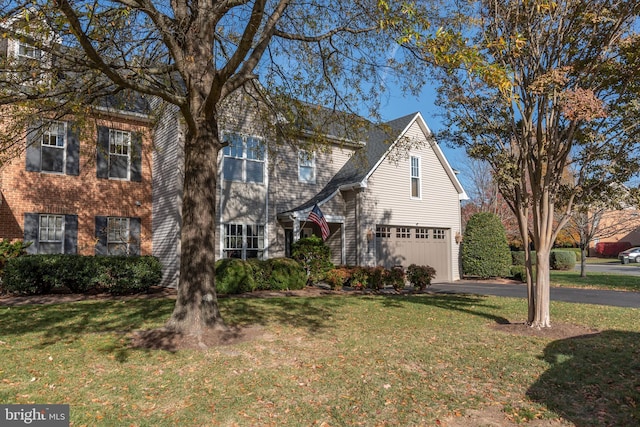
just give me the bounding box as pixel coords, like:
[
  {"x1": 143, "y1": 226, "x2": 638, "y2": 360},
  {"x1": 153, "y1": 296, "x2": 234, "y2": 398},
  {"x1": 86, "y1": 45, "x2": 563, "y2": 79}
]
[
  {"x1": 109, "y1": 156, "x2": 129, "y2": 179},
  {"x1": 411, "y1": 177, "x2": 420, "y2": 198},
  {"x1": 223, "y1": 158, "x2": 243, "y2": 181},
  {"x1": 246, "y1": 137, "x2": 264, "y2": 160},
  {"x1": 246, "y1": 161, "x2": 264, "y2": 183},
  {"x1": 41, "y1": 146, "x2": 64, "y2": 173},
  {"x1": 223, "y1": 134, "x2": 243, "y2": 158}
]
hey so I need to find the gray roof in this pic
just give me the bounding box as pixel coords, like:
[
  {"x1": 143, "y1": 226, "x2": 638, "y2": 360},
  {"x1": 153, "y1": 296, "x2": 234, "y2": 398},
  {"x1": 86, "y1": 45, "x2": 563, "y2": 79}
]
[{"x1": 281, "y1": 112, "x2": 418, "y2": 215}]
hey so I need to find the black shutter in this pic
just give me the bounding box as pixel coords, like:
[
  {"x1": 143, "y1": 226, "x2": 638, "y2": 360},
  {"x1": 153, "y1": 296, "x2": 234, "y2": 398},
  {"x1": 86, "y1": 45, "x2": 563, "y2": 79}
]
[
  {"x1": 23, "y1": 213, "x2": 39, "y2": 254},
  {"x1": 129, "y1": 217, "x2": 141, "y2": 256},
  {"x1": 25, "y1": 122, "x2": 42, "y2": 172},
  {"x1": 130, "y1": 132, "x2": 142, "y2": 182},
  {"x1": 66, "y1": 122, "x2": 80, "y2": 176},
  {"x1": 95, "y1": 216, "x2": 108, "y2": 255},
  {"x1": 96, "y1": 126, "x2": 110, "y2": 179},
  {"x1": 64, "y1": 215, "x2": 78, "y2": 254}
]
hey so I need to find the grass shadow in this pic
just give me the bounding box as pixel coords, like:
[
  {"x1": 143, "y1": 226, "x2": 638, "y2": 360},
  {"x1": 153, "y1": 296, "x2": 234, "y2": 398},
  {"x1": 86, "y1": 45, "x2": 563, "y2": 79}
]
[
  {"x1": 380, "y1": 293, "x2": 511, "y2": 324},
  {"x1": 527, "y1": 330, "x2": 640, "y2": 426}
]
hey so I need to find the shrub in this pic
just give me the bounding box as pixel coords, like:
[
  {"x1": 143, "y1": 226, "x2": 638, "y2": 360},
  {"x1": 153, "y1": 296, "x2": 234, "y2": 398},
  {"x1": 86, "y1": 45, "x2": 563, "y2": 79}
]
[
  {"x1": 267, "y1": 258, "x2": 306, "y2": 290},
  {"x1": 406, "y1": 264, "x2": 436, "y2": 291},
  {"x1": 550, "y1": 250, "x2": 576, "y2": 271},
  {"x1": 510, "y1": 265, "x2": 527, "y2": 282},
  {"x1": 595, "y1": 241, "x2": 632, "y2": 257},
  {"x1": 462, "y1": 212, "x2": 512, "y2": 278},
  {"x1": 246, "y1": 258, "x2": 270, "y2": 290},
  {"x1": 2, "y1": 255, "x2": 161, "y2": 295},
  {"x1": 384, "y1": 266, "x2": 406, "y2": 291},
  {"x1": 325, "y1": 267, "x2": 351, "y2": 290},
  {"x1": 214, "y1": 258, "x2": 256, "y2": 295},
  {"x1": 349, "y1": 266, "x2": 369, "y2": 289},
  {"x1": 511, "y1": 251, "x2": 537, "y2": 266},
  {"x1": 291, "y1": 236, "x2": 333, "y2": 284},
  {"x1": 0, "y1": 239, "x2": 30, "y2": 270},
  {"x1": 366, "y1": 266, "x2": 385, "y2": 290}
]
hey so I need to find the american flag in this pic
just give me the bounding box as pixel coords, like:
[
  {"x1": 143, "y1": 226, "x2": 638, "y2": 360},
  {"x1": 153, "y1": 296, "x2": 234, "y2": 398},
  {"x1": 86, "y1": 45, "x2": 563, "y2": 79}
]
[{"x1": 308, "y1": 204, "x2": 330, "y2": 240}]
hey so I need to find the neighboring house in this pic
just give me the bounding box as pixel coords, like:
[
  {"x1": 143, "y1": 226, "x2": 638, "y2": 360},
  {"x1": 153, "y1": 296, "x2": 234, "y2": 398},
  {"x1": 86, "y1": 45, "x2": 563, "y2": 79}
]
[
  {"x1": 153, "y1": 89, "x2": 467, "y2": 286},
  {"x1": 0, "y1": 109, "x2": 154, "y2": 256}
]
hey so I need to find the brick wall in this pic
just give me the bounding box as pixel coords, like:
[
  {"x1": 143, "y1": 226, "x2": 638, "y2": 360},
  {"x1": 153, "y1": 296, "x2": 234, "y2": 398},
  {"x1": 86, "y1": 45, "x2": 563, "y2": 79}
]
[{"x1": 0, "y1": 114, "x2": 153, "y2": 255}]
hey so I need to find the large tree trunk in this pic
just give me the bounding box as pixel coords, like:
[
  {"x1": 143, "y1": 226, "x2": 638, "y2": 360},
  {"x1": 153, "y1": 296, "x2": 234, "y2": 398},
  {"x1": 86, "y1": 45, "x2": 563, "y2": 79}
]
[{"x1": 166, "y1": 120, "x2": 226, "y2": 335}]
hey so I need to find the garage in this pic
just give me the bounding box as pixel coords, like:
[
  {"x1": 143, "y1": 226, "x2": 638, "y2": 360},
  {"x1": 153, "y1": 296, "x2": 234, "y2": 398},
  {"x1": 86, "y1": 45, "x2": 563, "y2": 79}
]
[{"x1": 375, "y1": 226, "x2": 452, "y2": 282}]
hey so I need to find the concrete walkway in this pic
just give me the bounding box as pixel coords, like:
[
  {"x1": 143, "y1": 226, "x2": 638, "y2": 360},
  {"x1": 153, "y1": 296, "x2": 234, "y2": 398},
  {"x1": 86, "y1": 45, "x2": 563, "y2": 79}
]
[{"x1": 431, "y1": 281, "x2": 640, "y2": 308}]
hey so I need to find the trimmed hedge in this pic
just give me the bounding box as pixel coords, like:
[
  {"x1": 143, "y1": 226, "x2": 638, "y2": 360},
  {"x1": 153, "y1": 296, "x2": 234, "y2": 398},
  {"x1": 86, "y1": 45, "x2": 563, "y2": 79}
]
[
  {"x1": 291, "y1": 236, "x2": 333, "y2": 284},
  {"x1": 2, "y1": 255, "x2": 162, "y2": 295},
  {"x1": 550, "y1": 250, "x2": 576, "y2": 271},
  {"x1": 214, "y1": 257, "x2": 307, "y2": 295},
  {"x1": 406, "y1": 264, "x2": 436, "y2": 290},
  {"x1": 462, "y1": 212, "x2": 512, "y2": 278},
  {"x1": 511, "y1": 251, "x2": 537, "y2": 266}
]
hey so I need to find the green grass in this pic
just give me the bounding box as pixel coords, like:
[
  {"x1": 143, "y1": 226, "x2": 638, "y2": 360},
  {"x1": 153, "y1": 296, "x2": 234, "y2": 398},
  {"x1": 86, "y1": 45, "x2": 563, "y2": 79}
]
[
  {"x1": 550, "y1": 270, "x2": 640, "y2": 292},
  {"x1": 1, "y1": 294, "x2": 639, "y2": 426}
]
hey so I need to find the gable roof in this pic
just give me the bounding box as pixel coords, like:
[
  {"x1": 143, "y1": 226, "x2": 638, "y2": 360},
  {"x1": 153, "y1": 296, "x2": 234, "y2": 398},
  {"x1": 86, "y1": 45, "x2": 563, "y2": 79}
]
[{"x1": 279, "y1": 112, "x2": 467, "y2": 217}]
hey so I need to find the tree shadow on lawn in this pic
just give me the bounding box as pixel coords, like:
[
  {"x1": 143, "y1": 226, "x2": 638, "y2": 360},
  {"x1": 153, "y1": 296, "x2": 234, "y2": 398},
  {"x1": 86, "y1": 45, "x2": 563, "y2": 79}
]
[
  {"x1": 379, "y1": 292, "x2": 511, "y2": 325},
  {"x1": 527, "y1": 330, "x2": 640, "y2": 426},
  {"x1": 0, "y1": 293, "x2": 350, "y2": 353}
]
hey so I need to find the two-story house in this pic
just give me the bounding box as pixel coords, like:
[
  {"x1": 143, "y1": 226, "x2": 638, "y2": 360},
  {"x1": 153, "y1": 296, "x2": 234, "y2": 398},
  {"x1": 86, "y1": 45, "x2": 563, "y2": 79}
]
[{"x1": 152, "y1": 88, "x2": 467, "y2": 287}]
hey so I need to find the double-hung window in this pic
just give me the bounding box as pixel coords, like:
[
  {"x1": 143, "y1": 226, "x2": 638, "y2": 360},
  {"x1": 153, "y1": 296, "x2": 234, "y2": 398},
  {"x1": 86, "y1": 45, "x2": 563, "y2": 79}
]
[
  {"x1": 38, "y1": 214, "x2": 64, "y2": 254},
  {"x1": 223, "y1": 223, "x2": 265, "y2": 259},
  {"x1": 298, "y1": 150, "x2": 316, "y2": 183},
  {"x1": 17, "y1": 41, "x2": 42, "y2": 60},
  {"x1": 410, "y1": 156, "x2": 421, "y2": 199},
  {"x1": 222, "y1": 133, "x2": 265, "y2": 184},
  {"x1": 23, "y1": 213, "x2": 78, "y2": 255},
  {"x1": 40, "y1": 121, "x2": 66, "y2": 173},
  {"x1": 96, "y1": 126, "x2": 142, "y2": 182},
  {"x1": 107, "y1": 217, "x2": 130, "y2": 255},
  {"x1": 108, "y1": 129, "x2": 131, "y2": 179}
]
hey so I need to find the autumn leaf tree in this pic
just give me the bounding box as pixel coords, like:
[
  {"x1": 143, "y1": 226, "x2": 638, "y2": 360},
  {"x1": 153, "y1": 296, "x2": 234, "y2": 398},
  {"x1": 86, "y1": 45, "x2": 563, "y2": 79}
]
[
  {"x1": 0, "y1": 1, "x2": 449, "y2": 337},
  {"x1": 433, "y1": 0, "x2": 640, "y2": 327}
]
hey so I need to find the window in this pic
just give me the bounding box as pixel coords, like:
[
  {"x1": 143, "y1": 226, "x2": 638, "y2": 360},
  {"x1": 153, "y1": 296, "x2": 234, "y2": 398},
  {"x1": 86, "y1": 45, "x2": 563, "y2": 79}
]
[
  {"x1": 410, "y1": 156, "x2": 421, "y2": 198},
  {"x1": 416, "y1": 228, "x2": 429, "y2": 239},
  {"x1": 40, "y1": 121, "x2": 66, "y2": 173},
  {"x1": 376, "y1": 226, "x2": 391, "y2": 238},
  {"x1": 17, "y1": 41, "x2": 42, "y2": 60},
  {"x1": 222, "y1": 133, "x2": 265, "y2": 183},
  {"x1": 26, "y1": 120, "x2": 79, "y2": 175},
  {"x1": 107, "y1": 217, "x2": 130, "y2": 255},
  {"x1": 223, "y1": 223, "x2": 265, "y2": 259},
  {"x1": 95, "y1": 216, "x2": 141, "y2": 256},
  {"x1": 96, "y1": 126, "x2": 142, "y2": 182},
  {"x1": 109, "y1": 129, "x2": 131, "y2": 179},
  {"x1": 433, "y1": 229, "x2": 446, "y2": 240},
  {"x1": 23, "y1": 213, "x2": 78, "y2": 254},
  {"x1": 396, "y1": 227, "x2": 411, "y2": 238},
  {"x1": 38, "y1": 214, "x2": 64, "y2": 254},
  {"x1": 298, "y1": 150, "x2": 316, "y2": 183}
]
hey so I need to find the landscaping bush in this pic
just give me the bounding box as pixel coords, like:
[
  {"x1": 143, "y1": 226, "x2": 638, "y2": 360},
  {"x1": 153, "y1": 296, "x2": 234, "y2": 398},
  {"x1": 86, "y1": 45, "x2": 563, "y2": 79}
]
[
  {"x1": 510, "y1": 265, "x2": 527, "y2": 282},
  {"x1": 384, "y1": 266, "x2": 406, "y2": 291},
  {"x1": 349, "y1": 266, "x2": 369, "y2": 289},
  {"x1": 550, "y1": 250, "x2": 576, "y2": 271},
  {"x1": 595, "y1": 241, "x2": 632, "y2": 257},
  {"x1": 291, "y1": 236, "x2": 333, "y2": 284},
  {"x1": 511, "y1": 251, "x2": 537, "y2": 266},
  {"x1": 462, "y1": 212, "x2": 512, "y2": 278},
  {"x1": 267, "y1": 257, "x2": 306, "y2": 290},
  {"x1": 214, "y1": 258, "x2": 256, "y2": 295},
  {"x1": 0, "y1": 239, "x2": 30, "y2": 270},
  {"x1": 325, "y1": 267, "x2": 351, "y2": 290},
  {"x1": 406, "y1": 264, "x2": 436, "y2": 291},
  {"x1": 2, "y1": 255, "x2": 161, "y2": 295},
  {"x1": 366, "y1": 266, "x2": 385, "y2": 290}
]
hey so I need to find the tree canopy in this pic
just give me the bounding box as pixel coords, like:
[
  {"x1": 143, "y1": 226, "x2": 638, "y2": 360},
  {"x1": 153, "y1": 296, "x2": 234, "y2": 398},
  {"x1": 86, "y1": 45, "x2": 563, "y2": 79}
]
[{"x1": 433, "y1": 0, "x2": 640, "y2": 327}]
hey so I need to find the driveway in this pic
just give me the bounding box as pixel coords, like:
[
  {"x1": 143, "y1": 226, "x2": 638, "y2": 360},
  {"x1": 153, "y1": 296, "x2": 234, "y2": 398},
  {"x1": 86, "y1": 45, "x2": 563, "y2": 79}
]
[{"x1": 432, "y1": 280, "x2": 640, "y2": 308}]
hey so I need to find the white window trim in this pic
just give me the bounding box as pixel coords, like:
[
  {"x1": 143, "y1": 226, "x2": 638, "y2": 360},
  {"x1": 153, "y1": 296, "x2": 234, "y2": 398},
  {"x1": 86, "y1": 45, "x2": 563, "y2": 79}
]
[
  {"x1": 40, "y1": 120, "x2": 67, "y2": 174},
  {"x1": 222, "y1": 132, "x2": 266, "y2": 184},
  {"x1": 38, "y1": 214, "x2": 64, "y2": 253},
  {"x1": 222, "y1": 223, "x2": 265, "y2": 260},
  {"x1": 108, "y1": 129, "x2": 132, "y2": 180},
  {"x1": 410, "y1": 155, "x2": 422, "y2": 200},
  {"x1": 16, "y1": 41, "x2": 41, "y2": 60},
  {"x1": 107, "y1": 217, "x2": 131, "y2": 255},
  {"x1": 298, "y1": 149, "x2": 316, "y2": 184}
]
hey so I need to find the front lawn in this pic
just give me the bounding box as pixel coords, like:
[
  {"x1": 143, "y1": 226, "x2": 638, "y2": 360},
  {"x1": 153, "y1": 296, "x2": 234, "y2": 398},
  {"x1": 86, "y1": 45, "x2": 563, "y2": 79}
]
[
  {"x1": 1, "y1": 294, "x2": 638, "y2": 425},
  {"x1": 550, "y1": 270, "x2": 640, "y2": 292}
]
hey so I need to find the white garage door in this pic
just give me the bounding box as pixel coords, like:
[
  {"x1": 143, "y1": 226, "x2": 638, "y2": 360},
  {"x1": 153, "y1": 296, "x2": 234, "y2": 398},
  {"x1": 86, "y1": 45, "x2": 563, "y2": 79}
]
[{"x1": 375, "y1": 226, "x2": 451, "y2": 282}]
